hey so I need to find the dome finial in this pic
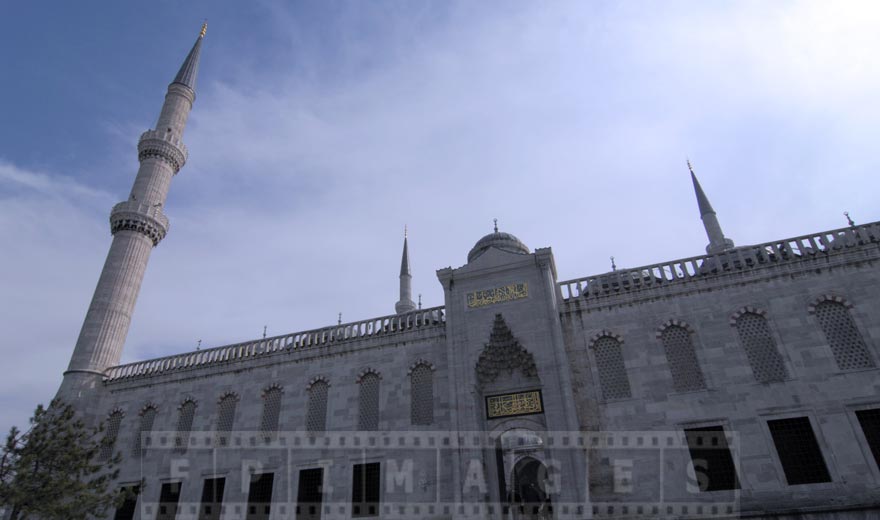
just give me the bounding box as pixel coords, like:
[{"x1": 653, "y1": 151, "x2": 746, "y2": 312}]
[
  {"x1": 493, "y1": 218, "x2": 498, "y2": 233},
  {"x1": 200, "y1": 21, "x2": 208, "y2": 38}
]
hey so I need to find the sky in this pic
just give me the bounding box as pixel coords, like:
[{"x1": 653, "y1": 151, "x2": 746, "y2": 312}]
[{"x1": 2, "y1": 0, "x2": 879, "y2": 435}]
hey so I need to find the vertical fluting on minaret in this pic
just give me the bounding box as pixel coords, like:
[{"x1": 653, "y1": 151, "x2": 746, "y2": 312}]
[
  {"x1": 63, "y1": 26, "x2": 206, "y2": 379},
  {"x1": 395, "y1": 228, "x2": 416, "y2": 314},
  {"x1": 688, "y1": 160, "x2": 735, "y2": 255}
]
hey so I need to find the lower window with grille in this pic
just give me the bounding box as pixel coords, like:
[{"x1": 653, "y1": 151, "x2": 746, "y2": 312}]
[
  {"x1": 156, "y1": 482, "x2": 182, "y2": 520},
  {"x1": 245, "y1": 473, "x2": 275, "y2": 520},
  {"x1": 198, "y1": 477, "x2": 226, "y2": 520},
  {"x1": 352, "y1": 462, "x2": 381, "y2": 517},
  {"x1": 684, "y1": 426, "x2": 740, "y2": 491},
  {"x1": 297, "y1": 468, "x2": 324, "y2": 520},
  {"x1": 113, "y1": 485, "x2": 140, "y2": 520},
  {"x1": 767, "y1": 417, "x2": 831, "y2": 485},
  {"x1": 856, "y1": 408, "x2": 880, "y2": 469}
]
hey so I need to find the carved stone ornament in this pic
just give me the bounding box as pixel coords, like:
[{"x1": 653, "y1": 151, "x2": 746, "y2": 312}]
[{"x1": 476, "y1": 313, "x2": 539, "y2": 385}]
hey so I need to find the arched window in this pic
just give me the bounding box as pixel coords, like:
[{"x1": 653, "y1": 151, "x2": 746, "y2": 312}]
[
  {"x1": 814, "y1": 301, "x2": 875, "y2": 370},
  {"x1": 100, "y1": 410, "x2": 123, "y2": 461},
  {"x1": 174, "y1": 400, "x2": 196, "y2": 454},
  {"x1": 215, "y1": 394, "x2": 238, "y2": 447},
  {"x1": 660, "y1": 325, "x2": 706, "y2": 392},
  {"x1": 358, "y1": 373, "x2": 380, "y2": 431},
  {"x1": 260, "y1": 386, "x2": 283, "y2": 435},
  {"x1": 132, "y1": 405, "x2": 157, "y2": 457},
  {"x1": 410, "y1": 363, "x2": 434, "y2": 426},
  {"x1": 734, "y1": 312, "x2": 787, "y2": 383},
  {"x1": 306, "y1": 380, "x2": 329, "y2": 432},
  {"x1": 592, "y1": 335, "x2": 632, "y2": 400}
]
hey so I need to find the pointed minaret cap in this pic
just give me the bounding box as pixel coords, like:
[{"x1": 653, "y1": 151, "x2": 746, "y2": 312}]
[
  {"x1": 171, "y1": 22, "x2": 207, "y2": 92},
  {"x1": 688, "y1": 160, "x2": 734, "y2": 254},
  {"x1": 395, "y1": 227, "x2": 416, "y2": 314}
]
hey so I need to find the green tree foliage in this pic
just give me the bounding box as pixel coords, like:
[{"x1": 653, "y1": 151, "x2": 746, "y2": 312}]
[{"x1": 0, "y1": 399, "x2": 128, "y2": 519}]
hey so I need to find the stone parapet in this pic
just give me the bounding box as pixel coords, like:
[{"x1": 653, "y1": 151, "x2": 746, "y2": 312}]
[
  {"x1": 109, "y1": 200, "x2": 170, "y2": 245},
  {"x1": 558, "y1": 221, "x2": 880, "y2": 312},
  {"x1": 137, "y1": 129, "x2": 188, "y2": 173},
  {"x1": 103, "y1": 306, "x2": 446, "y2": 383}
]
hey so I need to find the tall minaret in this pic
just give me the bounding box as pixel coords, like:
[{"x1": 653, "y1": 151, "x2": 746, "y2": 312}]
[
  {"x1": 688, "y1": 160, "x2": 735, "y2": 254},
  {"x1": 60, "y1": 25, "x2": 207, "y2": 398},
  {"x1": 395, "y1": 228, "x2": 416, "y2": 314}
]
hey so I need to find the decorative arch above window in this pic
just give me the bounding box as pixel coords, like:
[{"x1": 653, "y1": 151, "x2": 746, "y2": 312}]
[
  {"x1": 656, "y1": 320, "x2": 706, "y2": 392},
  {"x1": 588, "y1": 331, "x2": 631, "y2": 400},
  {"x1": 809, "y1": 296, "x2": 874, "y2": 370},
  {"x1": 730, "y1": 307, "x2": 788, "y2": 383}
]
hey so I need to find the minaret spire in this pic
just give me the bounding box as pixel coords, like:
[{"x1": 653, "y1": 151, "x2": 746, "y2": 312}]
[
  {"x1": 688, "y1": 160, "x2": 735, "y2": 254},
  {"x1": 395, "y1": 227, "x2": 416, "y2": 314},
  {"x1": 59, "y1": 27, "x2": 206, "y2": 403}
]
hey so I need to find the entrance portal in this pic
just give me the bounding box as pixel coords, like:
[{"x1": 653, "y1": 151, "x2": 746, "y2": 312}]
[{"x1": 511, "y1": 457, "x2": 552, "y2": 519}]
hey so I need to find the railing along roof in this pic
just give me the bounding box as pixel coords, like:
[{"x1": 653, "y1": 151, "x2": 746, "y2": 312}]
[
  {"x1": 104, "y1": 306, "x2": 446, "y2": 383},
  {"x1": 558, "y1": 221, "x2": 880, "y2": 304}
]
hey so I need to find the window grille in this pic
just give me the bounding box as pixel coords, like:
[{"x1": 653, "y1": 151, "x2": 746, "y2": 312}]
[
  {"x1": 306, "y1": 381, "x2": 329, "y2": 432},
  {"x1": 684, "y1": 426, "x2": 739, "y2": 491},
  {"x1": 767, "y1": 417, "x2": 831, "y2": 485},
  {"x1": 296, "y1": 468, "x2": 324, "y2": 520},
  {"x1": 661, "y1": 326, "x2": 706, "y2": 392},
  {"x1": 198, "y1": 477, "x2": 226, "y2": 520},
  {"x1": 592, "y1": 336, "x2": 632, "y2": 400},
  {"x1": 113, "y1": 485, "x2": 140, "y2": 520},
  {"x1": 215, "y1": 395, "x2": 238, "y2": 447},
  {"x1": 735, "y1": 312, "x2": 788, "y2": 383},
  {"x1": 814, "y1": 301, "x2": 875, "y2": 370},
  {"x1": 100, "y1": 411, "x2": 123, "y2": 461},
  {"x1": 132, "y1": 406, "x2": 157, "y2": 457},
  {"x1": 410, "y1": 364, "x2": 434, "y2": 425},
  {"x1": 358, "y1": 373, "x2": 380, "y2": 431},
  {"x1": 260, "y1": 387, "x2": 283, "y2": 437},
  {"x1": 856, "y1": 408, "x2": 880, "y2": 470},
  {"x1": 156, "y1": 482, "x2": 182, "y2": 520},
  {"x1": 245, "y1": 473, "x2": 274, "y2": 520},
  {"x1": 174, "y1": 401, "x2": 196, "y2": 453},
  {"x1": 352, "y1": 462, "x2": 381, "y2": 517}
]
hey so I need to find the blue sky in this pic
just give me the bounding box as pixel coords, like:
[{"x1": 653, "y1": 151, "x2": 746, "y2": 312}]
[{"x1": 2, "y1": 1, "x2": 879, "y2": 434}]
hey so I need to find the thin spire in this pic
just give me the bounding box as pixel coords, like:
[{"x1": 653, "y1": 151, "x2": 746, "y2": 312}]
[
  {"x1": 687, "y1": 160, "x2": 734, "y2": 254},
  {"x1": 395, "y1": 228, "x2": 416, "y2": 314},
  {"x1": 171, "y1": 23, "x2": 206, "y2": 92},
  {"x1": 493, "y1": 218, "x2": 499, "y2": 233}
]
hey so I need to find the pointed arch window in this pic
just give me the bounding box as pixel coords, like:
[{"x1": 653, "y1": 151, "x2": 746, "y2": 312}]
[
  {"x1": 734, "y1": 312, "x2": 787, "y2": 383},
  {"x1": 592, "y1": 335, "x2": 632, "y2": 400},
  {"x1": 660, "y1": 325, "x2": 706, "y2": 392},
  {"x1": 174, "y1": 400, "x2": 196, "y2": 454},
  {"x1": 306, "y1": 380, "x2": 329, "y2": 433},
  {"x1": 814, "y1": 300, "x2": 874, "y2": 370},
  {"x1": 215, "y1": 394, "x2": 238, "y2": 447},
  {"x1": 132, "y1": 405, "x2": 157, "y2": 457},
  {"x1": 410, "y1": 363, "x2": 434, "y2": 426},
  {"x1": 100, "y1": 410, "x2": 124, "y2": 461},
  {"x1": 260, "y1": 386, "x2": 283, "y2": 436},
  {"x1": 358, "y1": 373, "x2": 381, "y2": 431}
]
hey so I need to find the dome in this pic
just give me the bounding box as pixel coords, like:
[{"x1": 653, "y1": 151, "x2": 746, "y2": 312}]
[{"x1": 467, "y1": 230, "x2": 530, "y2": 263}]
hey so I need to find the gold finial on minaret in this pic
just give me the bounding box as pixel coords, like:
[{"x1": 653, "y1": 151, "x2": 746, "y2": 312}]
[
  {"x1": 404, "y1": 224, "x2": 408, "y2": 239},
  {"x1": 687, "y1": 158, "x2": 695, "y2": 174},
  {"x1": 200, "y1": 21, "x2": 208, "y2": 38}
]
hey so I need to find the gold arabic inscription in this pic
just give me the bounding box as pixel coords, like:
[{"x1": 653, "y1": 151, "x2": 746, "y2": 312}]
[
  {"x1": 486, "y1": 390, "x2": 543, "y2": 418},
  {"x1": 467, "y1": 282, "x2": 528, "y2": 309}
]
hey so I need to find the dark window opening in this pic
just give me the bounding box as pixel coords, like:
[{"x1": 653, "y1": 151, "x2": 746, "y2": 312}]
[
  {"x1": 198, "y1": 477, "x2": 226, "y2": 520},
  {"x1": 856, "y1": 408, "x2": 880, "y2": 469},
  {"x1": 684, "y1": 426, "x2": 740, "y2": 491},
  {"x1": 113, "y1": 485, "x2": 140, "y2": 520},
  {"x1": 352, "y1": 462, "x2": 380, "y2": 517},
  {"x1": 156, "y1": 482, "x2": 182, "y2": 520},
  {"x1": 767, "y1": 417, "x2": 831, "y2": 485},
  {"x1": 245, "y1": 472, "x2": 274, "y2": 520},
  {"x1": 296, "y1": 468, "x2": 324, "y2": 520}
]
